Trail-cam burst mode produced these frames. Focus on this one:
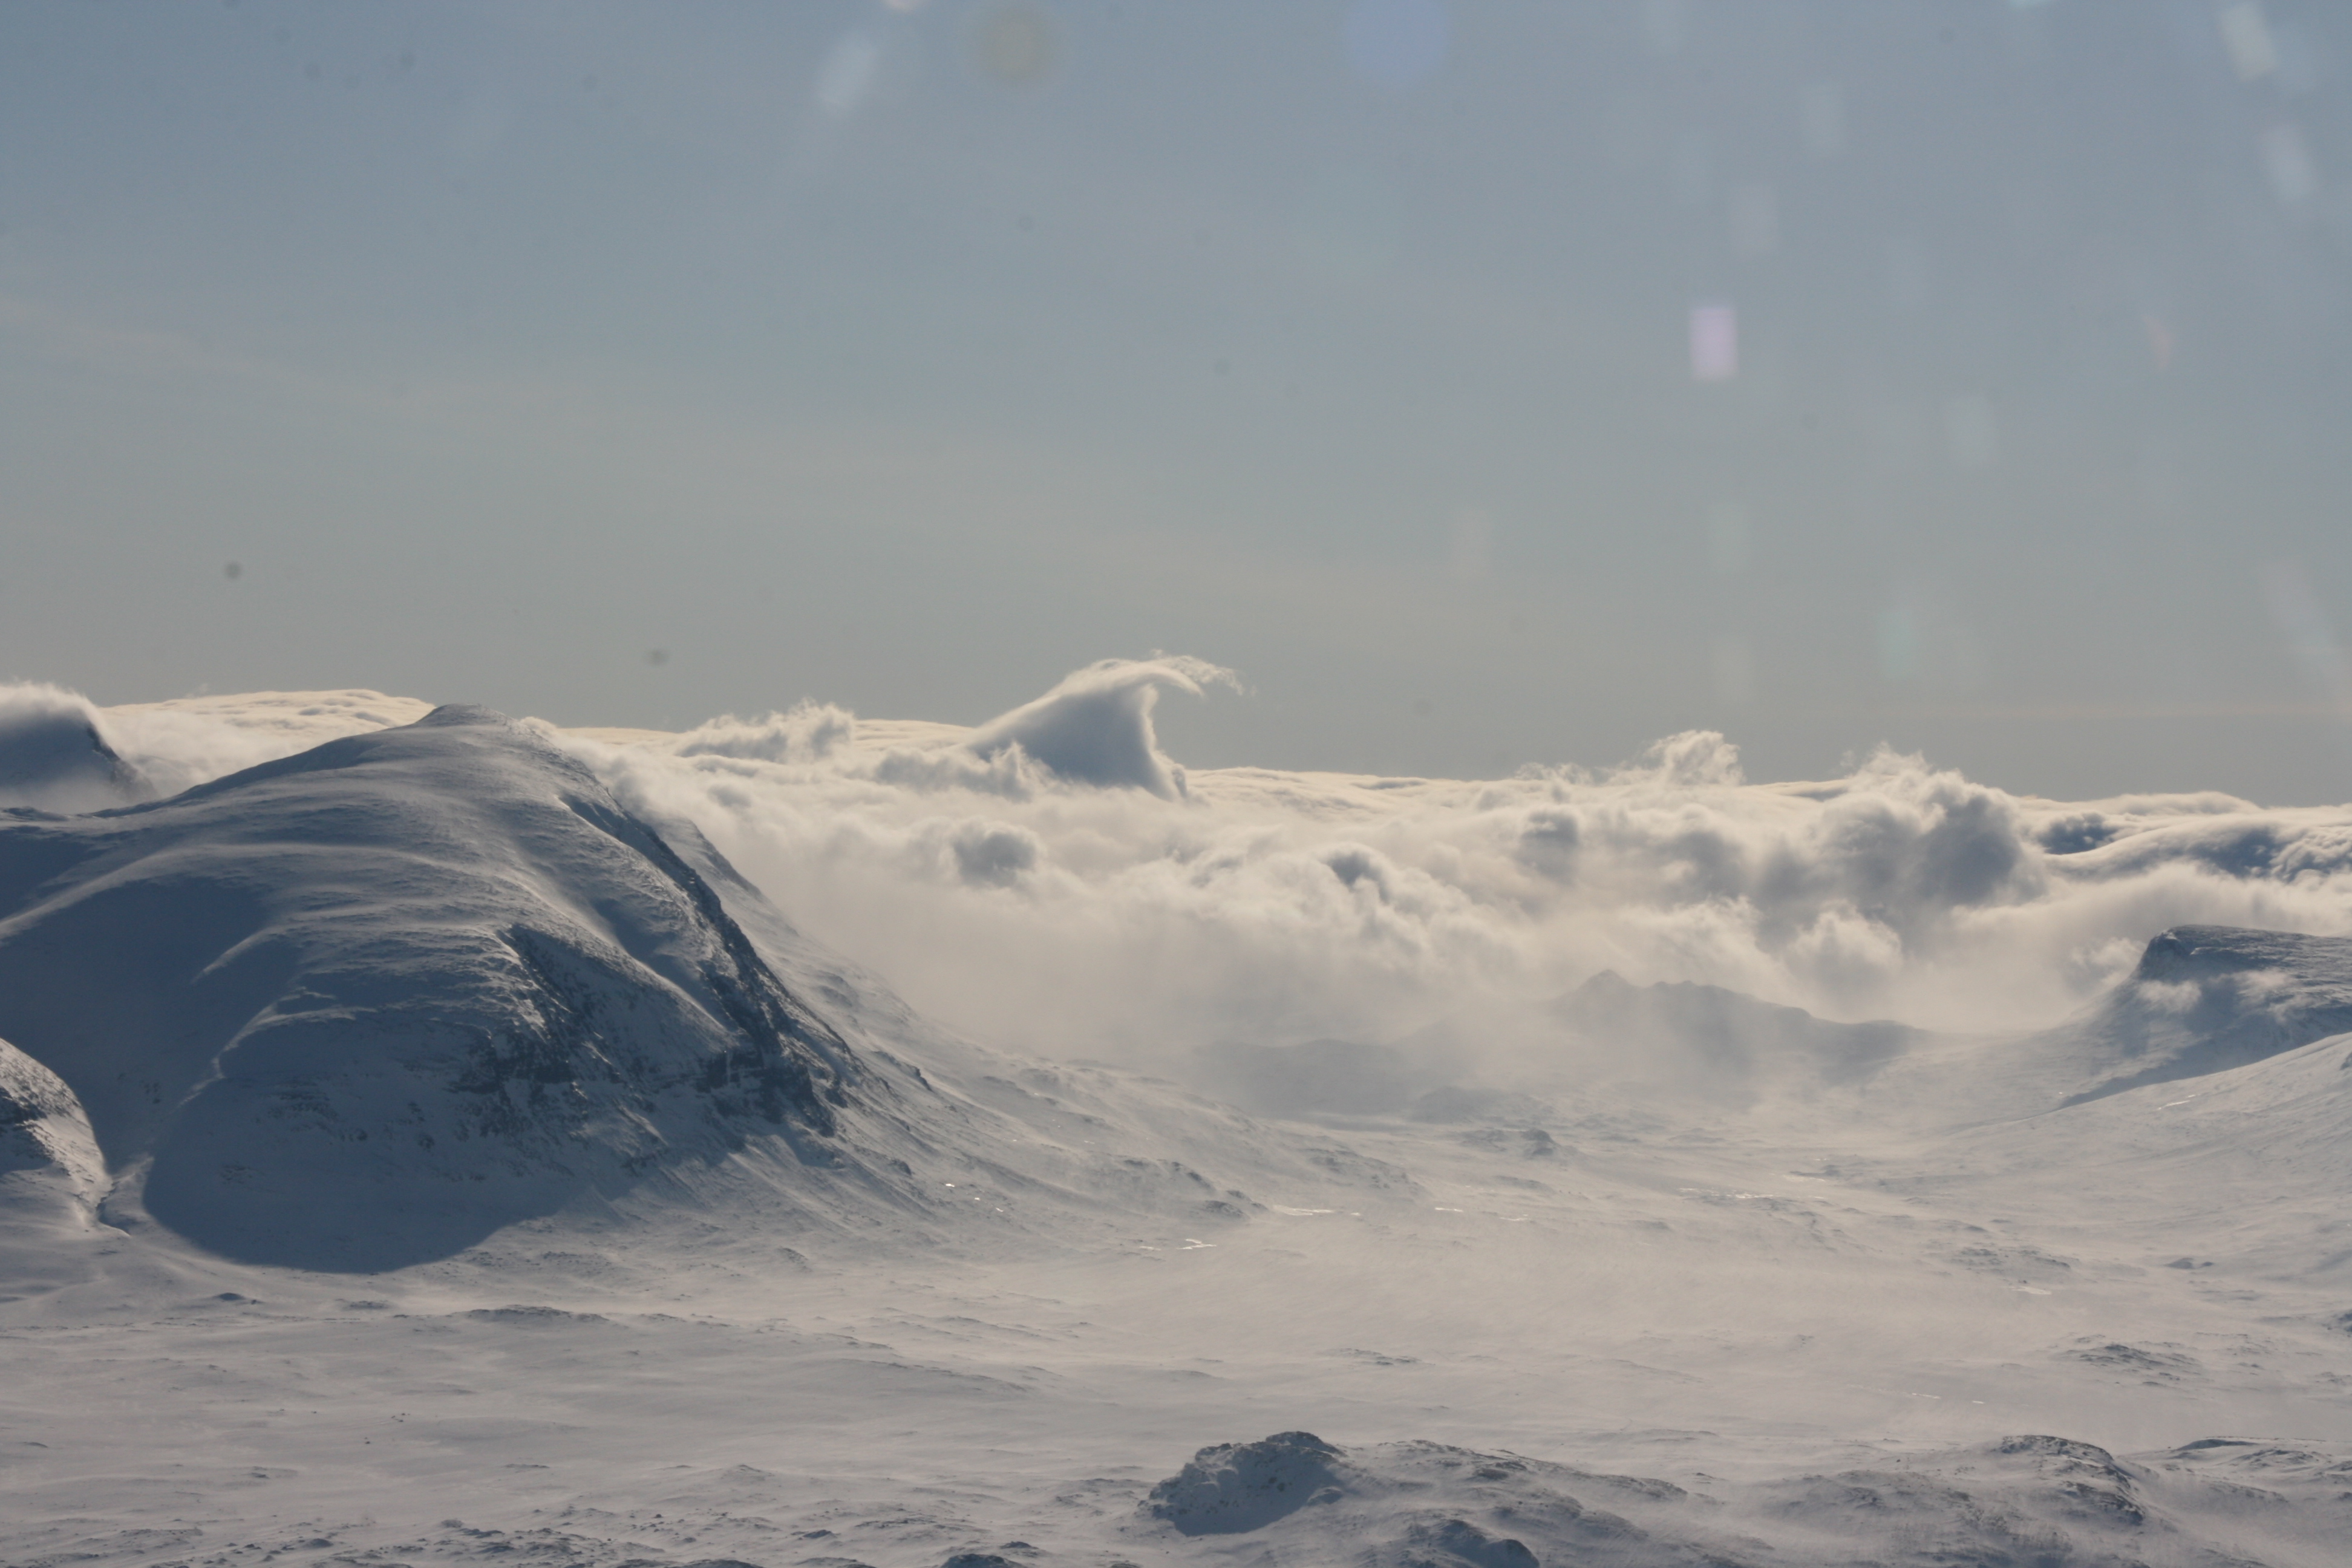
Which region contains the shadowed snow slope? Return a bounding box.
[2053,925,2352,1104]
[0,684,151,813]
[0,706,879,1269]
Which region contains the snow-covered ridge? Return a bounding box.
[2060,924,2352,1102]
[0,705,875,1269]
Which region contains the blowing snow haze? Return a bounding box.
[8,2,2352,1565]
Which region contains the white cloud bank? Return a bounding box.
[10,662,2351,1071]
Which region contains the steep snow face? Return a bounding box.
[0,707,867,1269]
[0,1035,107,1299]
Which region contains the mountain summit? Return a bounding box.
[0,706,870,1268]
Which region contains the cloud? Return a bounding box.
[945,819,1044,888]
[567,688,2352,1067]
[91,691,435,799]
[36,662,2352,1086]
[675,702,856,765]
[965,655,1241,799]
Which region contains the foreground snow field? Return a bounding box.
[2,678,2348,1567]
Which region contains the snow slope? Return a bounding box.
[0,705,883,1269]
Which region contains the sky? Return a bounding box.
[4,0,2352,802]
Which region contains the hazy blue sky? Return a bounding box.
[5,0,2351,800]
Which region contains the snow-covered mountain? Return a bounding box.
[0,705,888,1268]
[2051,924,2352,1104]
[0,705,1419,1273]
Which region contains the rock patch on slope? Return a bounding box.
[1145,1431,1354,1534]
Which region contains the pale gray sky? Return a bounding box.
[5,0,2351,800]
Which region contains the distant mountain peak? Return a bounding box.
[1555,971,1920,1091]
[2132,924,2352,984]
[2057,924,2352,1105]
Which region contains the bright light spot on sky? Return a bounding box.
[2218,2,2281,83]
[815,31,883,118]
[1690,304,1738,382]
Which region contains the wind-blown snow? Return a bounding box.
[0,682,149,811]
[41,662,2352,1074]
